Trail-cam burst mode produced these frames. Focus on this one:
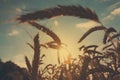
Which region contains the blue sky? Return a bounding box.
[0,0,120,67]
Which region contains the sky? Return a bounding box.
[0,0,120,67]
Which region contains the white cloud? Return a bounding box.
[102,15,114,21]
[14,8,22,14]
[111,8,120,15]
[53,20,59,26]
[15,8,22,13]
[76,20,101,29]
[14,4,26,14]
[109,2,120,10]
[103,7,120,21]
[11,7,24,15]
[8,29,19,36]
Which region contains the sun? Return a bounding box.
[57,45,75,64]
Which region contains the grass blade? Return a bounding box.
[108,33,120,42]
[25,56,32,74]
[28,21,61,46]
[103,27,116,44]
[78,26,106,43]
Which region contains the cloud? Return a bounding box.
[13,8,22,14]
[8,29,19,36]
[53,20,59,26]
[109,2,120,10]
[13,4,26,14]
[76,20,101,29]
[103,7,120,21]
[15,8,22,13]
[111,8,120,15]
[2,4,26,24]
[102,15,114,21]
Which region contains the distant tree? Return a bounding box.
[0,60,29,80]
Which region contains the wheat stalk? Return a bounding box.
[31,33,40,80]
[78,26,106,43]
[17,5,100,23]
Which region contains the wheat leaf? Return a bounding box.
[105,52,115,58]
[40,44,48,49]
[42,64,53,74]
[84,50,102,55]
[41,54,45,59]
[17,5,100,23]
[79,45,85,51]
[28,21,61,46]
[46,41,60,49]
[57,51,60,64]
[103,27,116,44]
[108,33,120,42]
[83,45,98,51]
[27,43,34,49]
[78,26,106,43]
[117,41,120,51]
[103,43,113,50]
[25,56,32,74]
[93,56,104,60]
